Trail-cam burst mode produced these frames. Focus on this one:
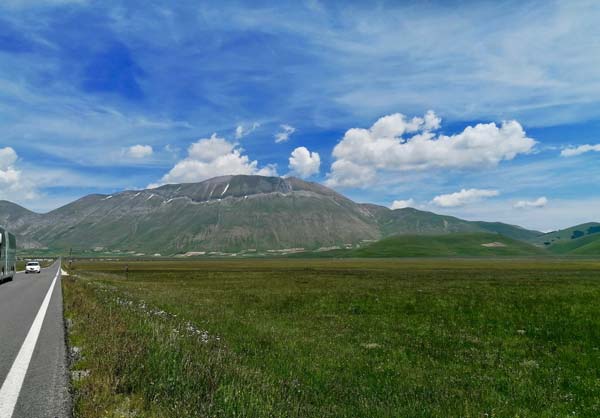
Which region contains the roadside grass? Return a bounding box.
[64,259,600,417]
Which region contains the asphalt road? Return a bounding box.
[0,261,70,418]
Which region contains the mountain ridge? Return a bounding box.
[0,175,547,254]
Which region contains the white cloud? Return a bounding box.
[235,126,244,139]
[514,196,548,209]
[235,122,260,139]
[153,133,277,186]
[0,147,18,169]
[288,147,320,178]
[326,111,536,187]
[432,188,499,208]
[390,198,415,210]
[126,144,153,159]
[0,147,36,200]
[275,124,296,143]
[327,160,377,188]
[561,144,600,157]
[370,110,440,139]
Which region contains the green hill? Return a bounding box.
[570,238,600,255]
[350,233,545,257]
[361,206,541,242]
[544,233,600,255]
[533,223,600,255]
[472,221,541,242]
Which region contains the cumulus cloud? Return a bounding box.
[235,122,260,139]
[561,144,600,157]
[514,197,548,209]
[0,147,35,200]
[126,144,153,159]
[0,147,18,169]
[432,188,499,208]
[390,199,415,210]
[153,134,277,186]
[326,111,535,187]
[327,160,376,188]
[0,148,20,190]
[288,147,320,178]
[275,124,296,143]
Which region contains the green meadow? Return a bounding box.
[348,233,544,257]
[63,259,600,417]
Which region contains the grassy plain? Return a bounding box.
[349,233,544,257]
[63,259,600,417]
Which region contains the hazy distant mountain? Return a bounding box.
[1,175,543,254]
[0,201,44,249]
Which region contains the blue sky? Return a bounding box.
[0,0,599,231]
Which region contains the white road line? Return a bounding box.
[0,268,60,418]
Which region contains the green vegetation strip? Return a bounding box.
[64,259,600,417]
[349,233,545,257]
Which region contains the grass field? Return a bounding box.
[349,233,544,257]
[63,259,600,417]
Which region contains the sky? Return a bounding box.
[0,0,599,231]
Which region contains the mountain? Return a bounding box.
[348,233,545,257]
[532,223,600,254]
[4,176,380,254]
[0,175,543,255]
[360,205,541,241]
[0,201,44,249]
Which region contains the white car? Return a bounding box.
[25,261,41,274]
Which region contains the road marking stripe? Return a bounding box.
[0,268,60,418]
